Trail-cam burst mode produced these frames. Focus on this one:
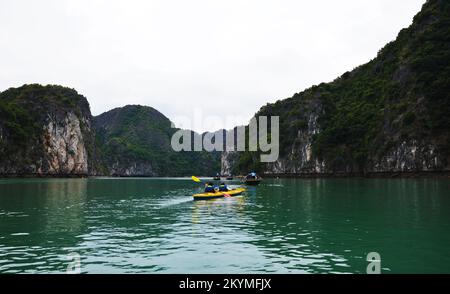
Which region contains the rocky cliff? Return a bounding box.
[0,84,100,176]
[0,87,220,177]
[224,0,450,176]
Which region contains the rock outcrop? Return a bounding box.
[42,112,89,174]
[0,84,99,176]
[223,0,450,176]
[0,87,220,177]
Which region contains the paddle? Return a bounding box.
[191,176,202,183]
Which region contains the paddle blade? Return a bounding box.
[191,176,202,183]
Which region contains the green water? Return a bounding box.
[0,177,449,274]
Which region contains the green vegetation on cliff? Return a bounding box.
[0,84,88,147]
[236,0,450,174]
[0,86,220,176]
[94,105,220,176]
[0,84,100,175]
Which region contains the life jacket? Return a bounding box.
[204,185,215,193]
[219,185,228,192]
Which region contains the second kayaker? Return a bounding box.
[219,182,230,192]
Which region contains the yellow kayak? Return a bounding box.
[193,188,246,201]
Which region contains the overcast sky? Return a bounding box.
[0,0,425,132]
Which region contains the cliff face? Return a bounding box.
[0,84,99,176]
[42,112,89,174]
[94,105,220,177]
[224,0,450,175]
[263,109,327,175]
[221,151,239,175]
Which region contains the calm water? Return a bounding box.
[0,177,449,274]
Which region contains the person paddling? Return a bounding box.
[204,182,215,193]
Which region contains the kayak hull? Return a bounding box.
[193,188,246,201]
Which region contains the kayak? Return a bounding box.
[244,178,262,186]
[193,188,246,201]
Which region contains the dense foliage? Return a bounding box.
[94,105,220,176]
[0,85,220,176]
[0,84,98,173]
[237,0,450,173]
[0,84,88,146]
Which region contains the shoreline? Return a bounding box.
[261,171,450,179]
[1,171,449,179]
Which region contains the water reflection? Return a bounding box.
[44,179,87,236]
[191,196,246,223]
[0,179,89,273]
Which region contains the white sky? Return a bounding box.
[0,0,425,132]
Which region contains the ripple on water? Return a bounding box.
[2,178,446,273]
[0,210,29,218]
